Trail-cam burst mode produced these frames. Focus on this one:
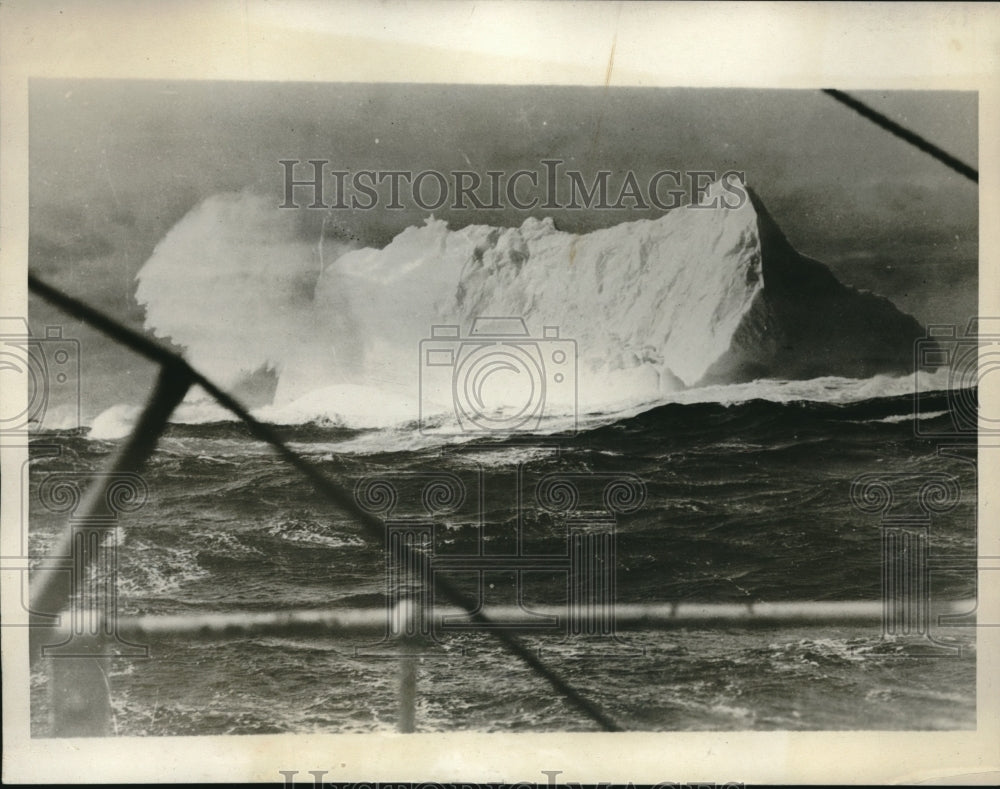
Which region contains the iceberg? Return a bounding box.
[136,177,927,422]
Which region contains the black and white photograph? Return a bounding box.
[2,1,998,785]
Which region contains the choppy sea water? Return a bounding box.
[29,388,977,734]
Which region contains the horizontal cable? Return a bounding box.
[822,89,978,183]
[28,273,623,732]
[52,599,976,641]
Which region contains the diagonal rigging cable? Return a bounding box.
[822,89,978,183]
[27,272,624,732]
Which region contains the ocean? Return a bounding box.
[28,382,977,735]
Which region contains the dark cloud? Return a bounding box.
[29,232,115,269]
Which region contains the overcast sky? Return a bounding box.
[27,81,978,419]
